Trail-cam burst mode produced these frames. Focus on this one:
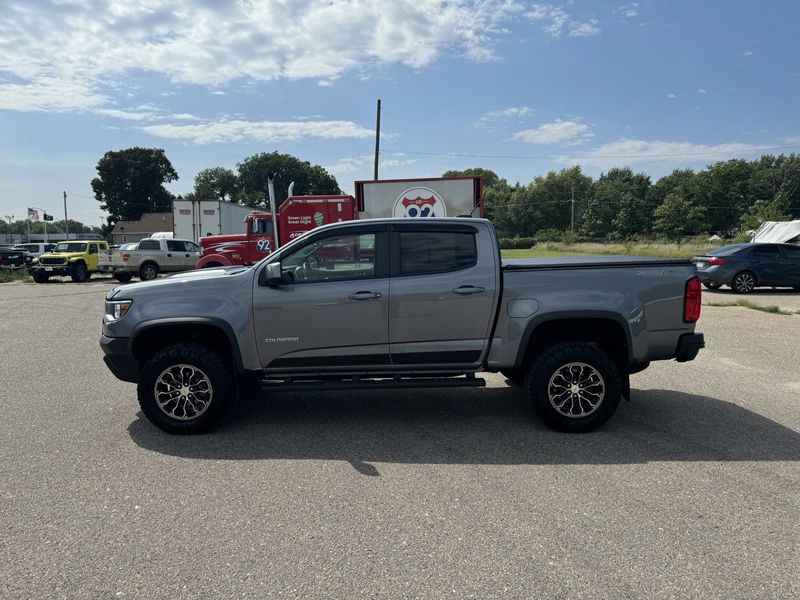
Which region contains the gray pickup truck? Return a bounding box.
[100,218,704,434]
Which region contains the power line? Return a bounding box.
[383,144,800,161]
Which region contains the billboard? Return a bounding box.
[355,177,482,220]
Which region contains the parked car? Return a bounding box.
[31,240,109,283]
[98,237,200,281]
[0,247,32,270]
[100,218,704,435]
[693,243,800,293]
[11,243,55,258]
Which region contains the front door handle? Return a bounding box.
[452,285,485,295]
[167,253,173,257]
[349,291,382,300]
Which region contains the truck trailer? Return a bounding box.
[196,176,483,268]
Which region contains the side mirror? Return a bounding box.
[264,262,282,286]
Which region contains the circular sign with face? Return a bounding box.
[392,186,447,218]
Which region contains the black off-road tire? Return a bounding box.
[732,270,756,294]
[525,342,621,433]
[70,262,88,282]
[114,272,133,283]
[501,370,525,386]
[137,343,234,434]
[139,262,159,281]
[32,270,49,283]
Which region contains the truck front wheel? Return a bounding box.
[137,343,234,434]
[525,342,621,433]
[32,270,49,283]
[70,262,88,282]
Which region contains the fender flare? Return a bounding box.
[196,253,234,268]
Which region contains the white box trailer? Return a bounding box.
[172,199,253,243]
[355,176,483,220]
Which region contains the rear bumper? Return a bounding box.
[675,332,704,362]
[100,335,139,383]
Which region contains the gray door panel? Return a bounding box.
[254,279,390,369]
[389,226,499,366]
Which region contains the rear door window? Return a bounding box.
[138,240,160,250]
[167,240,186,252]
[397,231,477,276]
[749,245,780,257]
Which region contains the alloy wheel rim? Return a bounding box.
[548,362,605,418]
[735,273,754,292]
[154,364,213,420]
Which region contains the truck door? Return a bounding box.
[388,222,499,368]
[254,224,390,371]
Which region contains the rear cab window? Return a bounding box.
[396,230,477,276]
[138,240,160,250]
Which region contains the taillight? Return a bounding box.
[707,257,727,266]
[122,253,130,261]
[684,277,701,322]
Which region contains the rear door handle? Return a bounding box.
[349,291,382,300]
[167,253,173,257]
[452,285,485,295]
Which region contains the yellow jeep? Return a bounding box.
[32,240,109,283]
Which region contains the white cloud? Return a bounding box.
[742,50,754,56]
[95,108,154,121]
[169,113,201,121]
[142,119,374,144]
[527,4,600,37]
[618,3,639,18]
[0,0,526,113]
[513,119,593,144]
[476,106,534,127]
[698,88,707,94]
[556,138,763,169]
[325,154,419,178]
[666,93,677,99]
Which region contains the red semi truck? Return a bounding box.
[196,176,483,268]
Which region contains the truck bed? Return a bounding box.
[502,256,691,271]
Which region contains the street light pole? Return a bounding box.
[63,191,69,240]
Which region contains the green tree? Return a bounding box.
[192,167,238,201]
[689,159,752,235]
[581,167,650,239]
[739,198,791,232]
[442,168,502,190]
[653,191,707,241]
[612,192,646,239]
[235,152,340,208]
[91,148,178,223]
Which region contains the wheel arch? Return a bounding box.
[196,254,233,268]
[130,318,245,375]
[515,312,633,374]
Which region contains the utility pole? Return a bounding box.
[373,99,381,180]
[63,191,69,240]
[570,184,575,233]
[3,215,13,243]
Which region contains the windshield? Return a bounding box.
[53,242,87,253]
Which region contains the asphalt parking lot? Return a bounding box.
[1,278,799,599]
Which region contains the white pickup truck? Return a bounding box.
[98,238,201,281]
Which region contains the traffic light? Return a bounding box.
[43,213,54,221]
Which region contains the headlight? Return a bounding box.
[105,300,132,322]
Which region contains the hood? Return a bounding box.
[109,265,252,298]
[200,233,247,248]
[39,251,83,260]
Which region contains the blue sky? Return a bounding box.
[1,0,799,225]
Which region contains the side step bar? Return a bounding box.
[261,375,486,393]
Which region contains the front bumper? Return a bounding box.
[675,332,705,362]
[33,264,73,276]
[100,335,139,383]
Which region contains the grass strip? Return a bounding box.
[706,299,796,315]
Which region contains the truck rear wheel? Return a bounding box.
[137,343,234,434]
[70,262,88,282]
[525,342,621,433]
[139,262,159,281]
[114,273,133,283]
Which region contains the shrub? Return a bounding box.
[498,237,536,249]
